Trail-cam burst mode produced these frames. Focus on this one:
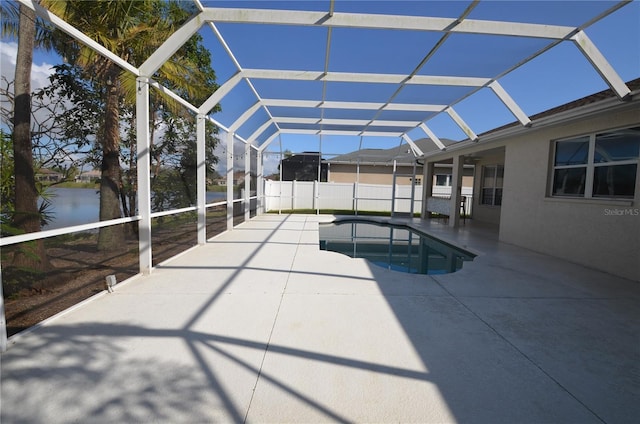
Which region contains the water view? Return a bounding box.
[41,188,226,230]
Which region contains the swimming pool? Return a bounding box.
[319,220,475,275]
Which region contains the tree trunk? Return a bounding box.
[11,5,51,271]
[97,64,125,251]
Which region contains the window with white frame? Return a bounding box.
[435,174,451,186]
[480,165,503,206]
[552,127,639,199]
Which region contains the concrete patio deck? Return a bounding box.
[2,214,639,423]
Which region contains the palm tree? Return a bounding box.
[41,0,218,251]
[2,2,52,271]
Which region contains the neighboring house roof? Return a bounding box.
[78,169,101,176]
[37,168,62,175]
[320,78,640,166]
[327,138,456,166]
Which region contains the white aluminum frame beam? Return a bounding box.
[242,69,489,87]
[489,81,531,126]
[419,124,447,151]
[148,79,199,114]
[451,18,574,39]
[402,134,425,157]
[206,21,284,138]
[446,107,479,142]
[200,8,575,39]
[272,117,422,127]
[261,99,446,112]
[571,30,631,99]
[229,101,263,133]
[279,129,405,137]
[258,132,280,153]
[199,71,243,115]
[18,0,139,76]
[139,12,205,75]
[247,119,275,144]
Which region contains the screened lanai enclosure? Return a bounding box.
[1,0,638,345]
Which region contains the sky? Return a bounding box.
[1,0,639,177]
[199,0,640,160]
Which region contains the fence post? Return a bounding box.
[292,180,296,211]
[353,182,358,215]
[314,180,318,214]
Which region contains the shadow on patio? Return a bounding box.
[2,214,638,423]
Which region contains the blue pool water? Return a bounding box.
[319,220,475,275]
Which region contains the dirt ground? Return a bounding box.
[3,218,231,337]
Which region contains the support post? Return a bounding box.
[355,159,360,215]
[257,151,264,214]
[197,114,206,244]
[1,263,6,351]
[292,179,297,211]
[410,160,417,217]
[226,131,234,231]
[422,161,435,219]
[391,160,397,217]
[245,142,251,221]
[136,77,152,274]
[449,155,464,228]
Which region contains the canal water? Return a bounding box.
[41,188,226,230]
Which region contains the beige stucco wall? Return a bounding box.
[500,106,640,281]
[329,164,416,185]
[330,164,474,187]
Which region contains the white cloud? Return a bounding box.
[1,40,60,133]
[261,153,280,177]
[0,40,18,84]
[31,61,55,91]
[0,40,55,90]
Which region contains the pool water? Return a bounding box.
[319,220,475,275]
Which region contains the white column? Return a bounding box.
[422,161,435,219]
[244,142,250,221]
[449,155,464,228]
[292,179,297,210]
[136,77,152,274]
[355,159,360,215]
[391,160,397,217]
[1,263,6,351]
[226,131,234,231]
[196,114,206,244]
[257,151,264,214]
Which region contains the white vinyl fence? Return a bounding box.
[264,181,473,216]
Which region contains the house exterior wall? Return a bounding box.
[500,106,640,281]
[329,164,416,185]
[328,163,473,187]
[472,151,505,226]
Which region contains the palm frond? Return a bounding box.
[0,2,20,38]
